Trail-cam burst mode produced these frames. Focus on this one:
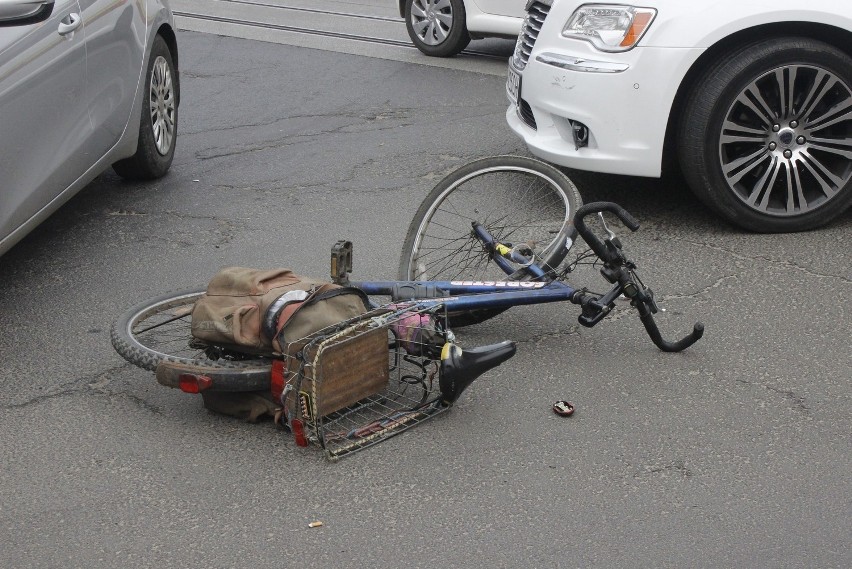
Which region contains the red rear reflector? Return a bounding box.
[178,373,213,393]
[271,359,287,402]
[291,419,308,447]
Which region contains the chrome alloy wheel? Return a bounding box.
[719,64,852,217]
[409,0,454,46]
[149,55,176,156]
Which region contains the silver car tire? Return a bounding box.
[678,37,852,232]
[404,0,470,58]
[113,35,178,180]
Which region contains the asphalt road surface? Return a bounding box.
[1,17,850,569]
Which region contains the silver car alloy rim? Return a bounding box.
[410,0,454,46]
[719,64,852,217]
[150,55,175,156]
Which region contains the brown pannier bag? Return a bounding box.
[190,267,369,352]
[189,267,373,424]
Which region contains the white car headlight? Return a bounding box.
[562,4,657,52]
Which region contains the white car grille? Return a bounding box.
[512,1,551,70]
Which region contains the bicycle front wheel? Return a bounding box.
[111,290,272,390]
[398,155,582,325]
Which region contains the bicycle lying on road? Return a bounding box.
[112,156,704,459]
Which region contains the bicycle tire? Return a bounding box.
[111,290,273,390]
[398,155,582,326]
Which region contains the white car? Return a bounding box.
[400,0,524,57]
[506,0,852,232]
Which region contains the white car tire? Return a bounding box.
[404,0,471,57]
[679,37,852,232]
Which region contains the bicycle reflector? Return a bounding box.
[178,373,213,393]
[290,419,309,447]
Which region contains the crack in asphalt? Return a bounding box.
[194,136,315,161]
[674,237,852,283]
[192,149,447,194]
[659,273,739,302]
[107,209,149,217]
[189,106,502,161]
[183,107,413,138]
[3,364,164,416]
[106,209,241,247]
[191,117,412,160]
[736,377,811,415]
[3,370,98,409]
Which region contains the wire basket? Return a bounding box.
[279,302,450,460]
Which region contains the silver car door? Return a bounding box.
[0,0,90,244]
[77,0,146,157]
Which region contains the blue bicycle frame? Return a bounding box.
[354,279,577,313]
[342,201,704,353]
[352,216,579,312]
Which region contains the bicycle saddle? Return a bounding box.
[439,340,516,404]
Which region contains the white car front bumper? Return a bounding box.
[506,44,702,178]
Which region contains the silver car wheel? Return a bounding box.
[719,64,852,217]
[409,0,454,46]
[150,55,175,156]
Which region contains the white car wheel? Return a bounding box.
[680,38,852,232]
[404,0,471,57]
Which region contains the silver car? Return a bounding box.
[0,0,179,255]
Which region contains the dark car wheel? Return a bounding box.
[113,35,178,180]
[679,37,852,232]
[404,0,470,57]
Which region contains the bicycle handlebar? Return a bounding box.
[573,202,639,263]
[570,201,704,353]
[636,301,705,352]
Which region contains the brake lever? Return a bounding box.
[597,212,626,259]
[573,203,705,351]
[597,212,617,241]
[573,202,639,264]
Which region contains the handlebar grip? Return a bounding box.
[575,202,640,232]
[639,312,705,352]
[573,202,639,262]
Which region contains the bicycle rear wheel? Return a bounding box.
[111,290,272,390]
[398,155,582,325]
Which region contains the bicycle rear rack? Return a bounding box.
[280,302,450,460]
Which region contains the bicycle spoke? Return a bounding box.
[407,162,576,282]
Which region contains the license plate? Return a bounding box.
[506,66,521,105]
